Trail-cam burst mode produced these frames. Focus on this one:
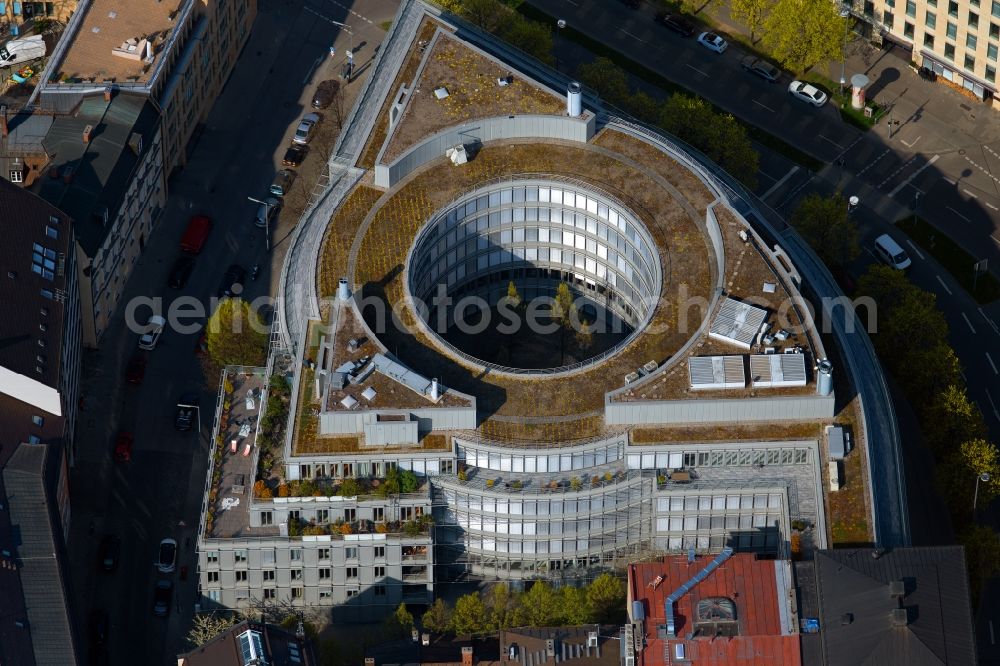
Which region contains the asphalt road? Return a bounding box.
[534,0,1000,277]
[66,0,394,663]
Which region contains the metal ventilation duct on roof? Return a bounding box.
[750,353,807,388]
[372,353,433,396]
[688,356,746,390]
[709,298,768,349]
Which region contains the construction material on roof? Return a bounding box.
[665,547,734,637]
[688,355,746,390]
[371,353,434,397]
[750,353,807,388]
[709,297,768,349]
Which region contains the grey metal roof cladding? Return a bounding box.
[749,353,807,388]
[827,425,846,460]
[38,91,159,257]
[3,443,78,666]
[709,297,767,349]
[813,547,977,666]
[687,355,745,390]
[372,353,434,396]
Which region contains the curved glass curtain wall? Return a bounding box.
[409,180,663,332]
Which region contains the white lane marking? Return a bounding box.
[988,202,999,211]
[986,389,1000,422]
[888,154,939,196]
[963,189,979,199]
[685,63,709,76]
[620,29,645,43]
[943,177,956,184]
[752,99,775,113]
[948,206,972,222]
[761,165,800,201]
[962,312,977,333]
[818,134,842,148]
[936,275,953,294]
[990,620,995,644]
[879,155,919,189]
[905,240,925,260]
[992,234,1000,246]
[900,135,922,148]
[302,55,323,84]
[980,307,1000,335]
[857,148,891,176]
[988,352,999,375]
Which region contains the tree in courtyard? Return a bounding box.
[503,280,522,310]
[762,0,847,72]
[559,585,591,625]
[575,320,593,353]
[586,573,626,623]
[422,598,453,634]
[730,0,771,42]
[451,592,488,635]
[383,603,415,640]
[552,282,579,365]
[789,193,860,268]
[205,298,268,369]
[517,581,563,627]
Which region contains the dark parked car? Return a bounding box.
[99,535,121,571]
[281,144,307,167]
[125,353,146,384]
[113,432,133,463]
[217,264,247,298]
[152,579,172,617]
[175,393,200,431]
[655,12,695,36]
[89,609,110,646]
[167,255,195,289]
[740,56,781,82]
[312,79,341,109]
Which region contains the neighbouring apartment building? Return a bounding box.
[0,0,77,36]
[34,0,256,177]
[38,90,163,347]
[0,177,82,665]
[863,0,1000,105]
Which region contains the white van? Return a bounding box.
[0,35,46,68]
[874,234,912,270]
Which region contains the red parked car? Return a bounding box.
[114,432,133,462]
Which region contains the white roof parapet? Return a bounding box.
[0,366,62,416]
[750,353,807,388]
[688,355,746,390]
[709,297,768,349]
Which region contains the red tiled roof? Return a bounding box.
[629,554,801,666]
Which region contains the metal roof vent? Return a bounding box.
[889,580,905,599]
[891,608,908,627]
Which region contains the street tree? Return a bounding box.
[383,603,415,639]
[789,193,859,268]
[186,612,240,647]
[586,573,626,624]
[485,583,519,630]
[730,0,770,42]
[205,298,268,369]
[762,0,847,72]
[922,384,987,456]
[959,524,1000,602]
[577,57,630,107]
[422,598,453,634]
[500,16,554,65]
[451,593,488,634]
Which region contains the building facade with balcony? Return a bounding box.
[0,0,77,36]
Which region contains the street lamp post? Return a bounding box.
[840,8,851,93]
[973,471,991,513]
[556,19,566,72]
[247,196,273,251]
[848,195,860,215]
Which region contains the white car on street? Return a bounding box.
[292,113,320,144]
[788,80,828,107]
[138,315,166,351]
[156,538,177,573]
[696,32,728,54]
